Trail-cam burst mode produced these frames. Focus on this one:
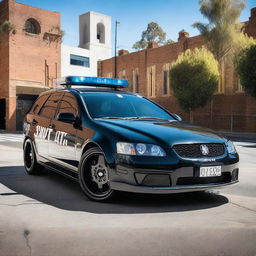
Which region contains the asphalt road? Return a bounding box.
[0,134,255,256]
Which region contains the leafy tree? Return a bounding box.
[193,0,245,61]
[133,22,173,50]
[165,39,175,45]
[0,20,15,35]
[170,48,219,122]
[236,44,256,98]
[133,40,148,50]
[233,33,256,67]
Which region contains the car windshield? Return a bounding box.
[82,92,175,121]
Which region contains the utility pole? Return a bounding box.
[114,20,120,78]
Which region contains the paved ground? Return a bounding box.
[0,134,255,256]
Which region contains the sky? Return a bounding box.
[15,0,256,54]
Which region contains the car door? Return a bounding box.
[48,92,78,170]
[34,92,63,158]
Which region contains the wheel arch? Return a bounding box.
[82,141,102,155]
[81,139,115,166]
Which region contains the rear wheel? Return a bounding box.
[78,147,115,202]
[23,139,44,175]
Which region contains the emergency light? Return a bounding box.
[61,76,129,88]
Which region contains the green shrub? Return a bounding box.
[170,47,219,113]
[0,20,15,34]
[236,44,256,98]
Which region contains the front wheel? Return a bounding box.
[78,147,115,202]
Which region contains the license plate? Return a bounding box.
[199,166,222,177]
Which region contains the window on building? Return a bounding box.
[147,65,156,97]
[25,18,41,34]
[97,23,105,44]
[70,54,90,67]
[106,73,113,78]
[162,63,171,96]
[235,78,244,93]
[237,80,243,92]
[163,70,168,95]
[118,70,126,79]
[132,68,139,93]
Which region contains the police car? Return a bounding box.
[23,76,239,202]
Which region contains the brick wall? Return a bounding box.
[9,0,61,87]
[0,0,61,131]
[0,0,10,99]
[244,8,256,38]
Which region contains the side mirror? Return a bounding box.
[172,113,182,121]
[57,112,76,123]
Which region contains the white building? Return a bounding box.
[61,11,112,77]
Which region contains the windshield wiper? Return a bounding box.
[124,117,171,121]
[96,116,172,121]
[96,116,126,120]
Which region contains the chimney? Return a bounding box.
[250,7,256,19]
[147,41,158,49]
[118,49,129,56]
[178,30,190,42]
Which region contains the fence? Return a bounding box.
[191,114,256,133]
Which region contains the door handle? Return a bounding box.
[32,119,38,126]
[49,124,55,129]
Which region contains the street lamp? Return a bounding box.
[114,20,120,78]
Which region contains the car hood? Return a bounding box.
[96,119,226,147]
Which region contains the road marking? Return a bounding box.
[0,139,22,142]
[0,134,24,142]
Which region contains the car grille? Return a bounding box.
[172,143,225,158]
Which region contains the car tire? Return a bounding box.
[78,147,116,202]
[23,138,44,175]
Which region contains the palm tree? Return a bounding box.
[193,0,245,61]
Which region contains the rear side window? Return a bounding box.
[56,93,78,117]
[31,94,49,115]
[39,92,63,119]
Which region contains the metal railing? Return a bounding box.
[191,114,256,133]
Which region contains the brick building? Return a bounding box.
[99,8,256,133]
[0,0,61,131]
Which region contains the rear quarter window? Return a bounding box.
[31,94,50,115]
[39,92,63,119]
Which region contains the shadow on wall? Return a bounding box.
[0,165,228,214]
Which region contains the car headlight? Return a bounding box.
[226,140,237,154]
[116,142,166,157]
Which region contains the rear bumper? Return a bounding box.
[109,163,239,194]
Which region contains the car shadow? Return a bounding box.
[0,166,229,214]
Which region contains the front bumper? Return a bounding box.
[110,180,238,194]
[109,163,239,194]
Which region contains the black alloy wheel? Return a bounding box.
[78,147,115,202]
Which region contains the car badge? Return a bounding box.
[200,144,209,155]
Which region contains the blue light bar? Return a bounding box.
[64,76,129,88]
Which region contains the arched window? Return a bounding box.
[97,23,105,44]
[25,18,41,34]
